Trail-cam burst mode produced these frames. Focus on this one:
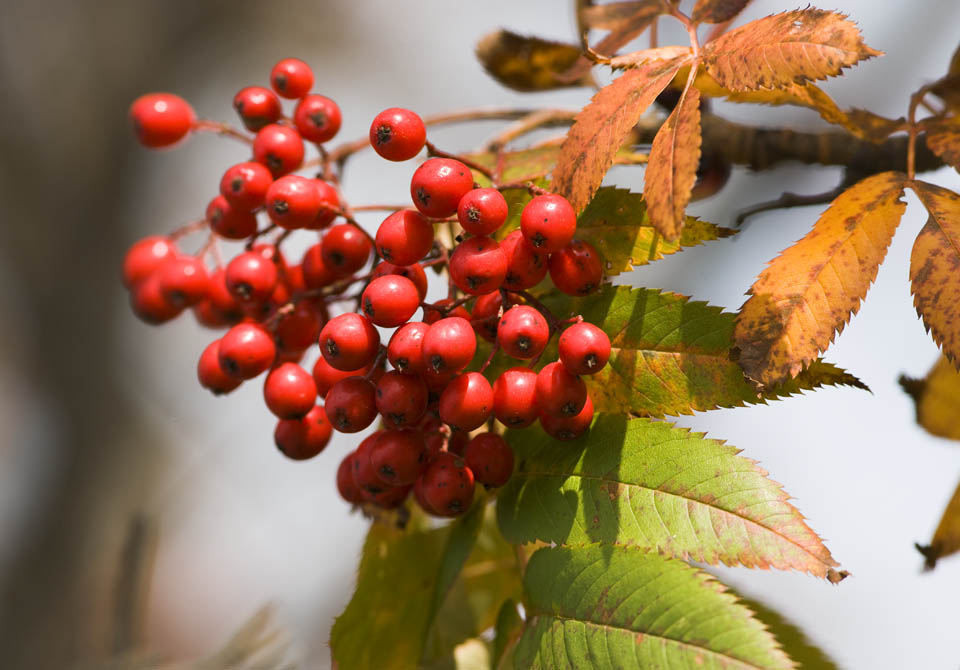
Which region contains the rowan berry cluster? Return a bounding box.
[124,57,610,518]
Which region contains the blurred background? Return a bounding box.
[2,0,960,668]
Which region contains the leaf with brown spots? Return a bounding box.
[899,355,960,441]
[925,119,960,172]
[553,55,689,212]
[703,9,882,91]
[917,479,960,571]
[735,171,907,388]
[645,85,702,240]
[693,0,753,25]
[911,182,960,365]
[475,30,593,92]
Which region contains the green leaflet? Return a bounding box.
[515,545,794,669]
[497,415,844,579]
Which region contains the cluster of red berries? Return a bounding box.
[124,57,610,518]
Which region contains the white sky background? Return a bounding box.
[111,1,960,667]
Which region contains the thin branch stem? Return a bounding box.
[425,140,495,180]
[192,120,253,145]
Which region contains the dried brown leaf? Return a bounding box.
[703,9,882,91]
[693,0,752,25]
[917,479,960,570]
[554,56,688,212]
[475,30,593,92]
[580,0,661,30]
[645,85,702,240]
[735,172,907,387]
[925,119,960,172]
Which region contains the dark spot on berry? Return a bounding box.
[558,429,575,440]
[325,338,339,358]
[379,246,393,261]
[416,187,430,207]
[231,177,243,193]
[235,282,252,300]
[395,357,409,371]
[329,251,345,267]
[310,110,328,128]
[430,354,445,372]
[466,205,480,222]
[272,200,289,215]
[517,336,530,352]
[273,74,288,93]
[376,124,392,146]
[560,402,578,416]
[222,357,239,376]
[447,499,463,513]
[266,155,283,174]
[531,232,546,247]
[584,353,598,370]
[467,275,482,289]
[378,464,396,478]
[387,412,406,425]
[363,297,375,318]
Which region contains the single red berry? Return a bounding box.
[423,298,471,324]
[414,473,440,515]
[220,161,273,211]
[205,268,244,320]
[193,299,233,329]
[206,195,258,239]
[520,194,577,253]
[535,361,587,417]
[265,175,322,229]
[225,250,278,302]
[253,123,305,176]
[548,239,603,296]
[351,432,388,494]
[218,323,276,379]
[369,107,426,161]
[449,236,507,295]
[197,339,242,395]
[457,188,508,236]
[371,262,428,301]
[157,255,209,308]
[422,367,457,393]
[263,362,317,419]
[322,223,372,276]
[361,275,421,327]
[376,371,428,428]
[492,367,539,428]
[275,302,321,352]
[129,272,183,324]
[275,405,333,459]
[318,313,380,371]
[421,317,476,373]
[420,452,475,517]
[470,291,504,343]
[310,179,341,229]
[410,158,474,218]
[540,393,594,441]
[129,93,195,148]
[233,86,282,131]
[500,229,548,290]
[301,243,337,289]
[371,429,427,485]
[375,209,434,265]
[447,429,470,457]
[337,452,366,504]
[439,372,493,430]
[464,433,514,488]
[558,322,611,375]
[293,94,342,142]
[285,263,307,294]
[312,355,374,395]
[387,322,429,375]
[326,376,378,433]
[270,57,314,99]
[123,236,177,288]
[497,305,549,360]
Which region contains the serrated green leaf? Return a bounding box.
[576,187,736,275]
[497,415,844,579]
[515,545,795,669]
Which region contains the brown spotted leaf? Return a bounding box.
[735,172,907,387]
[693,0,753,25]
[554,56,689,212]
[645,85,702,240]
[899,355,960,441]
[911,182,960,365]
[475,30,593,91]
[917,479,960,570]
[703,9,882,91]
[925,119,960,172]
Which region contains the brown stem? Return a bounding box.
[481,109,578,152]
[245,223,277,250]
[425,140,495,180]
[169,219,208,240]
[191,119,253,145]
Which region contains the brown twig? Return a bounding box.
[192,119,254,145]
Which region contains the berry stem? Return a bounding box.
[509,289,563,333]
[169,219,209,240]
[495,180,551,195]
[479,341,500,373]
[424,140,495,181]
[191,119,254,145]
[245,224,277,250]
[481,109,579,152]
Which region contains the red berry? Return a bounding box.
[123,236,177,288]
[548,239,603,296]
[206,268,245,320]
[206,195,258,239]
[449,236,507,295]
[220,161,273,211]
[464,433,514,488]
[302,243,337,289]
[457,188,508,236]
[193,299,232,329]
[129,93,194,148]
[414,474,440,514]
[197,339,242,395]
[420,452,475,517]
[129,272,183,324]
[421,317,476,373]
[371,429,427,485]
[312,355,374,395]
[410,158,474,218]
[422,367,457,393]
[322,223,372,276]
[310,179,341,229]
[492,367,539,428]
[264,362,317,419]
[497,305,549,360]
[501,229,548,290]
[375,210,434,265]
[423,298,471,324]
[376,371,428,428]
[447,429,470,457]
[520,194,577,253]
[337,452,366,504]
[233,86,282,131]
[370,108,426,161]
[275,302,322,352]
[439,372,493,430]
[225,250,278,302]
[535,361,587,417]
[294,94,342,143]
[253,124,304,176]
[371,262,428,301]
[387,322,429,375]
[218,323,276,379]
[157,255,209,308]
[361,275,421,327]
[270,57,314,99]
[540,393,594,441]
[470,291,504,343]
[326,376,378,433]
[264,175,321,229]
[352,433,389,495]
[318,313,380,371]
[275,405,333,459]
[558,322,610,375]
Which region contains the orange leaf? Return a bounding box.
[553,56,688,213]
[644,86,702,240]
[734,172,907,387]
[911,182,960,365]
[703,9,881,91]
[925,120,960,172]
[917,478,960,570]
[604,46,692,70]
[693,0,752,25]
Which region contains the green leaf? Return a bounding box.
[493,599,524,670]
[515,544,794,669]
[576,187,736,275]
[498,415,845,580]
[740,596,839,669]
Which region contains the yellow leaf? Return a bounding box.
[925,119,960,172]
[917,479,960,570]
[475,30,593,92]
[911,182,960,365]
[703,9,882,91]
[734,172,907,387]
[645,85,702,240]
[900,355,960,441]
